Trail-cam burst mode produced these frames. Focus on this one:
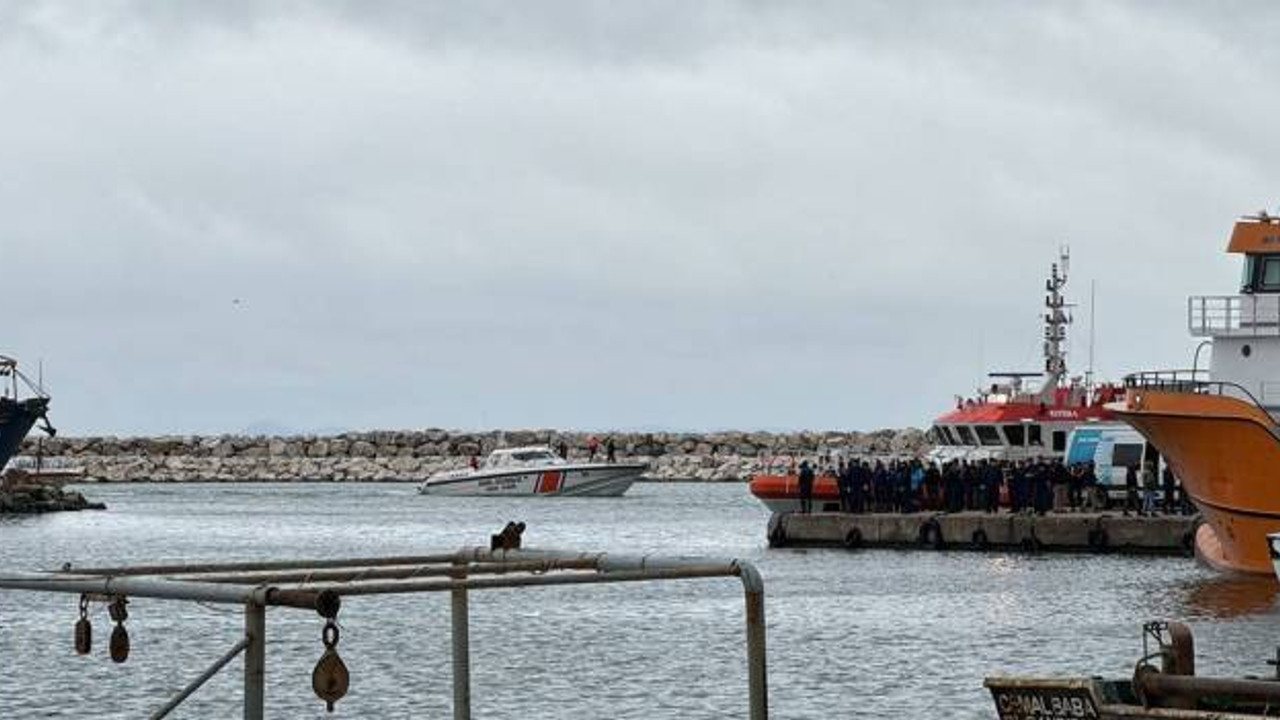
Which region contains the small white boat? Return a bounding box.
[418,446,646,497]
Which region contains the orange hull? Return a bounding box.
[1116,390,1280,575]
[749,474,841,512]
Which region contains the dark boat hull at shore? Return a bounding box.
[0,396,48,472]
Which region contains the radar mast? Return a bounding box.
[1041,246,1072,399]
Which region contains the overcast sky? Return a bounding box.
[2,1,1276,436]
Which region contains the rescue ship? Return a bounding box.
[928,249,1120,465]
[750,250,1120,512]
[1114,210,1280,575]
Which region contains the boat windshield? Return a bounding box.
[511,450,557,463]
[484,449,563,469]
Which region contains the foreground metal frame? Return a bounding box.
[0,547,767,719]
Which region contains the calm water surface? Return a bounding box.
[1,482,1278,719]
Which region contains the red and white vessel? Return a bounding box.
[418,446,646,497]
[750,250,1120,513]
[927,249,1120,464]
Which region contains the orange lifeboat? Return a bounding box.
[748,474,841,513]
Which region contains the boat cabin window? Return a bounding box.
[942,426,960,445]
[1113,443,1143,469]
[1003,424,1025,447]
[955,426,976,446]
[1052,430,1067,453]
[1027,424,1043,446]
[975,425,1002,446]
[1242,254,1280,293]
[929,426,950,446]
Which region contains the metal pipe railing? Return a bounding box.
[1123,371,1268,410]
[0,546,768,719]
[149,636,250,720]
[244,604,265,720]
[0,572,309,607]
[65,552,465,577]
[174,558,601,585]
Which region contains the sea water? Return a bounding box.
[1,483,1276,719]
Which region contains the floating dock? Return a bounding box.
[769,511,1200,556]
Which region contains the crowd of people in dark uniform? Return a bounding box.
[794,456,1195,516]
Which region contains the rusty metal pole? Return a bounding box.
[244,603,265,720]
[451,574,471,720]
[739,562,768,720]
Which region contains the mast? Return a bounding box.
[1087,279,1096,394]
[1040,246,1071,401]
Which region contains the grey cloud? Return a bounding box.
[0,1,1274,434]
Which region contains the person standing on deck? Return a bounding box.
[910,461,925,514]
[1162,465,1177,515]
[984,461,1001,513]
[1009,461,1026,513]
[1084,461,1103,511]
[1068,463,1083,510]
[1032,461,1051,515]
[924,463,942,511]
[1124,464,1140,517]
[1141,460,1158,516]
[798,460,815,514]
[859,460,873,513]
[587,436,600,462]
[605,436,617,463]
[837,459,855,513]
[1051,461,1069,512]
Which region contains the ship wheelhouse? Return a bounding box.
[1187,213,1280,415]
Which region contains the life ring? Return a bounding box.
[844,527,863,550]
[1087,527,1109,552]
[919,519,945,550]
[971,528,989,551]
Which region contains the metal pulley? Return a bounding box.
[108,596,129,664]
[312,618,349,712]
[74,595,92,655]
[109,624,130,663]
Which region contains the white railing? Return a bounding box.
[1188,295,1280,337]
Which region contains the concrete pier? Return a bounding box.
[768,511,1200,556]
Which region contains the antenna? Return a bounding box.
[1087,280,1096,393]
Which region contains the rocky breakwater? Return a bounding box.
[0,469,106,513]
[20,428,929,483]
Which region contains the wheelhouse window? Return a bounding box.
[942,426,960,445]
[1027,424,1043,446]
[1052,430,1067,453]
[1264,257,1280,291]
[956,425,977,446]
[975,425,1002,446]
[930,426,951,446]
[1242,254,1280,293]
[1003,424,1025,447]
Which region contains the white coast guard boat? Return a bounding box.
[418,446,646,497]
